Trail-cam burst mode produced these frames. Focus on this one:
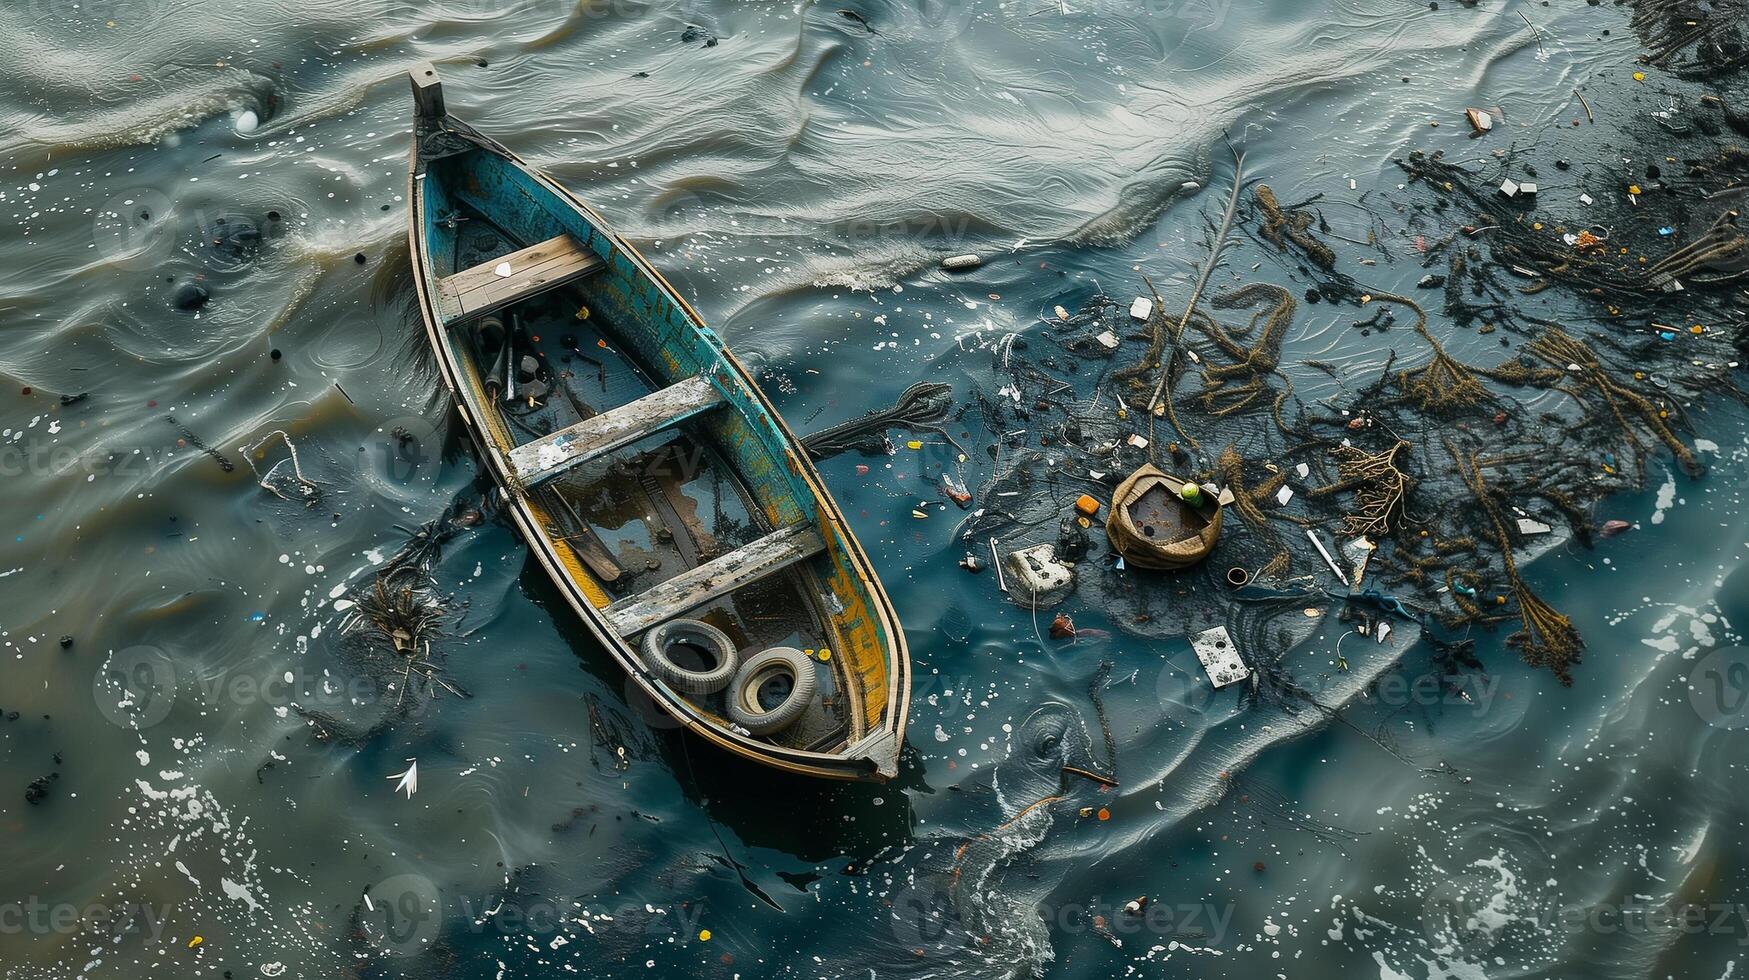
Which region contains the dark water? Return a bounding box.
[3,2,1749,978]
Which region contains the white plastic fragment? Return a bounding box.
[1191,626,1250,687]
[1344,535,1376,587]
[1130,296,1154,321]
[387,759,419,798]
[1516,517,1553,536]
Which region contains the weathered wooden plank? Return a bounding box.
[604,524,826,636]
[436,233,604,323]
[442,234,589,296]
[639,466,702,567]
[508,375,723,487]
[449,245,578,303]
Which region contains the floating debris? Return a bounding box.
[1191,625,1250,687]
[1105,465,1222,570]
[242,428,321,504]
[1004,543,1075,608]
[387,759,419,799]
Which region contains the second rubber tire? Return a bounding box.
[727,647,817,736]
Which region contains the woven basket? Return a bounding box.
[1104,464,1222,571]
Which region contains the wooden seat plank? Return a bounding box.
[436,233,604,323]
[444,235,581,296]
[603,524,827,636]
[507,375,722,487]
[451,251,588,315]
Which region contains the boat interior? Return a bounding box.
[416,147,897,763]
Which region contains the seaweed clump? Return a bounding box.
[297,497,483,743]
[1256,184,1336,270]
[1449,443,1583,684]
[1631,0,1749,80]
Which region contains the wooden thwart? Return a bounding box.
[604,524,826,636]
[436,233,604,323]
[508,375,723,486]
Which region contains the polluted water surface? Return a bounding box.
[2,2,1749,979]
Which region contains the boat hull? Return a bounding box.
[404,65,908,781]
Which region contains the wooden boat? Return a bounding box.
[404,65,908,781]
[1104,464,1222,570]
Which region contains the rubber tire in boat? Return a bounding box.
[641,619,740,697]
[727,647,817,737]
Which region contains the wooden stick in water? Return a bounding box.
[1519,10,1543,50]
[1146,145,1247,413]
